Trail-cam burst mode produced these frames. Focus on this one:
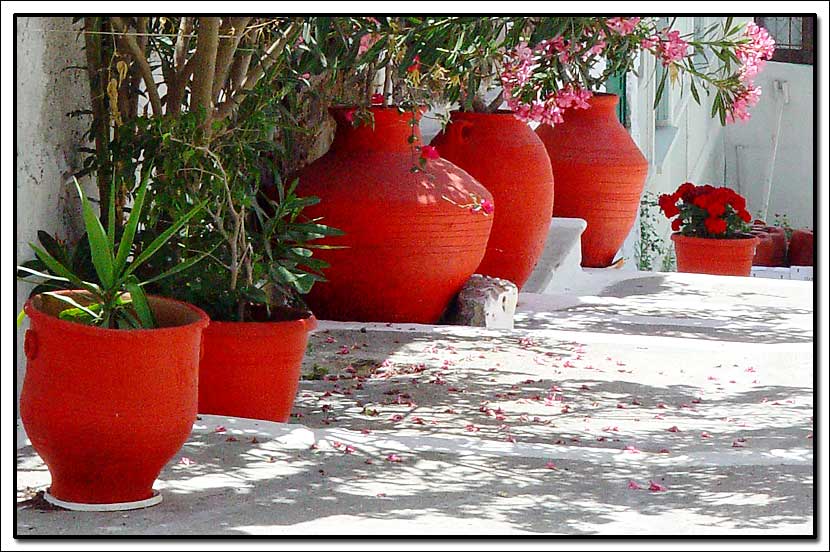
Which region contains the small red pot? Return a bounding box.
[672,233,759,276]
[198,309,317,422]
[20,292,209,508]
[751,225,788,267]
[788,229,813,266]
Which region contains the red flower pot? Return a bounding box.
[430,111,554,288]
[198,309,317,423]
[672,233,759,276]
[20,292,209,509]
[788,229,813,266]
[751,224,788,267]
[536,93,648,268]
[295,107,493,323]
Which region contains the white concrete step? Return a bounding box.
[523,217,587,294]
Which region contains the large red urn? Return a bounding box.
[295,107,494,323]
[536,93,648,268]
[431,111,555,288]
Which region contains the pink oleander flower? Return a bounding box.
[726,84,762,123]
[641,35,659,50]
[554,84,593,110]
[420,145,440,160]
[480,199,495,215]
[606,17,641,35]
[358,32,381,56]
[736,22,776,83]
[656,29,689,66]
[535,36,571,63]
[587,39,607,56]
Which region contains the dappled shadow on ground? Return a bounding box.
[16,323,813,535]
[16,428,813,535]
[514,274,813,344]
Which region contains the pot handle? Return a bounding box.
[24,329,38,361]
[449,119,474,144]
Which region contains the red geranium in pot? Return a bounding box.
[659,183,758,276]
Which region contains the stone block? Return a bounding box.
[443,274,518,329]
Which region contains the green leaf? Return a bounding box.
[58,302,103,325]
[44,292,102,323]
[124,199,207,278]
[16,264,71,284]
[17,309,25,327]
[37,231,69,266]
[29,243,99,296]
[114,169,151,275]
[140,243,220,286]
[107,173,116,251]
[75,178,115,288]
[125,278,155,328]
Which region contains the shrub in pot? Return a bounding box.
[658,182,758,276]
[92,19,351,423]
[17,174,209,510]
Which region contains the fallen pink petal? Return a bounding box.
[648,480,668,492]
[628,480,642,490]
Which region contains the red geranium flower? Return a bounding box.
[658,194,679,218]
[371,93,384,105]
[706,200,726,218]
[704,216,728,235]
[671,217,682,232]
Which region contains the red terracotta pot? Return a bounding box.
[198,309,317,423]
[536,93,648,268]
[430,111,554,289]
[20,292,209,509]
[788,229,813,266]
[295,107,493,323]
[751,224,788,267]
[672,233,759,276]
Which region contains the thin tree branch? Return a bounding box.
[110,17,163,116]
[213,19,302,121]
[212,17,252,101]
[174,17,193,71]
[190,17,221,121]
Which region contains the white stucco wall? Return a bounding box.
[620,16,813,268]
[15,17,93,399]
[724,61,814,230]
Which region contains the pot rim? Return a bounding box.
[328,105,427,114]
[24,290,210,336]
[671,232,759,243]
[205,313,318,336]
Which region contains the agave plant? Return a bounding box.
[18,171,207,329]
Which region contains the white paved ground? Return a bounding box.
[16,270,814,536]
